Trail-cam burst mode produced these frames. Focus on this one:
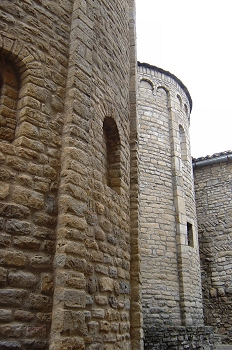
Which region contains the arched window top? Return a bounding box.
[156,86,169,97]
[103,116,121,194]
[139,78,154,99]
[0,57,20,142]
[140,78,154,91]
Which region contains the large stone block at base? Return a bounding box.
[144,326,215,350]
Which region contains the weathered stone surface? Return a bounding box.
[0,289,27,307]
[194,157,232,342]
[0,203,29,218]
[0,309,13,322]
[0,267,7,284]
[59,337,85,350]
[6,219,31,235]
[0,341,21,349]
[41,273,53,295]
[99,277,114,292]
[61,290,86,309]
[0,0,136,349]
[12,186,44,209]
[30,254,52,269]
[28,293,51,311]
[13,236,41,250]
[88,276,98,294]
[60,310,87,336]
[33,212,57,227]
[8,271,38,288]
[0,250,27,267]
[0,182,10,199]
[14,310,34,322]
[0,234,11,247]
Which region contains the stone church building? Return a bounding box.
[0,1,231,349]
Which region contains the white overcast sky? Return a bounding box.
[136,0,232,158]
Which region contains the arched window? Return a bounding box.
[0,57,20,142]
[140,79,153,98]
[156,86,168,107]
[103,117,121,194]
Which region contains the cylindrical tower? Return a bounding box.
[137,62,204,332]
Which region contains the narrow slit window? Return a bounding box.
[187,222,194,247]
[103,116,121,194]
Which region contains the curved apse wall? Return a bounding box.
[137,62,203,330]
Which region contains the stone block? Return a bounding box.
[0,234,11,247]
[59,337,85,350]
[88,276,98,294]
[0,289,27,307]
[0,203,29,218]
[0,182,10,199]
[8,271,38,288]
[0,250,27,267]
[14,310,34,322]
[0,341,21,349]
[41,273,53,295]
[30,254,52,269]
[95,295,108,306]
[61,289,86,309]
[60,310,87,336]
[6,219,31,235]
[12,186,44,209]
[28,293,51,311]
[92,308,105,320]
[0,309,13,322]
[13,236,41,250]
[99,277,114,292]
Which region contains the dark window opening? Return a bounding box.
[0,57,20,142]
[187,222,194,247]
[103,116,121,194]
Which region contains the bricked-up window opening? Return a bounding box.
[179,125,187,162]
[103,116,121,194]
[187,222,194,247]
[0,57,20,142]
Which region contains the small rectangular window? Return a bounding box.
[187,222,194,247]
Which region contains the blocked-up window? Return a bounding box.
[103,116,121,194]
[179,125,187,162]
[0,57,20,142]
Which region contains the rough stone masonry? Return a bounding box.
[0,1,141,349]
[0,0,230,349]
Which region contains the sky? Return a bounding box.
[136,0,232,158]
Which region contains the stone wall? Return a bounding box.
[194,154,232,344]
[137,63,204,332]
[0,1,72,348]
[0,1,139,349]
[144,326,215,350]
